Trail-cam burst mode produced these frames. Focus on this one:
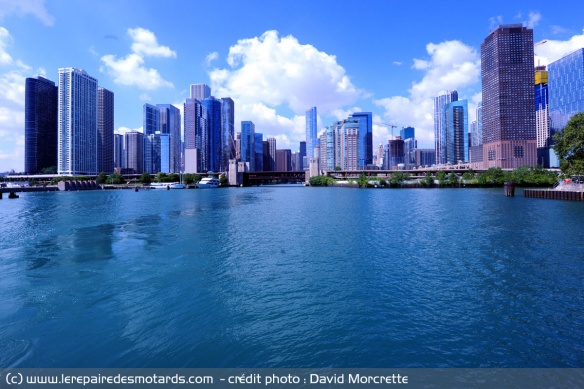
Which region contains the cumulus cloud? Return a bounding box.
[0,0,55,26]
[535,29,584,66]
[374,40,480,148]
[100,27,175,90]
[525,11,542,29]
[489,15,503,30]
[208,30,361,149]
[115,126,143,135]
[139,93,151,101]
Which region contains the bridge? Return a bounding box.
[243,171,307,186]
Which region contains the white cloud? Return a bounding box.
[0,0,55,26]
[393,61,402,66]
[489,15,504,30]
[208,30,361,149]
[139,93,151,101]
[100,27,175,90]
[551,25,569,35]
[205,52,219,66]
[535,29,584,66]
[115,126,143,135]
[525,11,542,29]
[374,40,480,148]
[128,27,176,58]
[0,27,14,65]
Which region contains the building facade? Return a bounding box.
[184,98,207,173]
[97,87,114,173]
[470,102,483,163]
[267,137,277,171]
[349,112,373,167]
[444,99,469,164]
[481,24,536,168]
[58,68,98,175]
[25,76,58,174]
[125,131,144,174]
[190,84,210,100]
[221,97,235,172]
[434,90,458,165]
[305,107,318,166]
[240,121,255,171]
[157,104,182,173]
[114,133,124,170]
[201,97,222,172]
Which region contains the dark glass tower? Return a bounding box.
[97,87,114,173]
[349,112,373,167]
[25,76,58,174]
[481,24,536,168]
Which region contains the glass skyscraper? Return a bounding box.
[25,76,57,174]
[240,121,255,171]
[190,84,210,100]
[481,24,536,168]
[434,90,458,165]
[470,102,483,163]
[184,98,207,173]
[201,97,223,172]
[548,48,584,135]
[125,131,144,174]
[349,112,373,167]
[97,87,114,174]
[58,68,98,175]
[444,100,469,164]
[157,104,182,173]
[305,107,317,161]
[221,97,235,172]
[114,133,124,169]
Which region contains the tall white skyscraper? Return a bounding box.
[305,107,317,168]
[434,90,458,165]
[58,68,98,175]
[190,84,211,100]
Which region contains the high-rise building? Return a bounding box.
[114,133,124,169]
[481,24,536,168]
[434,90,458,165]
[305,107,317,165]
[262,141,271,172]
[267,137,276,171]
[25,76,58,174]
[254,133,263,172]
[349,112,373,167]
[384,138,405,169]
[58,68,98,175]
[470,102,483,163]
[143,103,160,135]
[299,141,306,171]
[201,97,222,172]
[144,133,161,174]
[184,98,207,173]
[401,126,415,141]
[444,100,469,164]
[125,131,144,174]
[241,121,255,171]
[157,104,182,173]
[412,149,436,167]
[276,149,292,171]
[97,87,114,173]
[190,84,210,100]
[221,97,235,172]
[548,48,584,167]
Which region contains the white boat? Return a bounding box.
[197,177,220,188]
[150,182,185,189]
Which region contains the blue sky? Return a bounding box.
[1,0,584,172]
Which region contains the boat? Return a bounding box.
[197,177,221,188]
[150,182,185,189]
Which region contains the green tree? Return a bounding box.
[390,171,409,186]
[334,166,342,171]
[139,172,152,184]
[424,172,434,186]
[96,172,107,184]
[167,173,180,182]
[219,173,228,185]
[462,171,475,181]
[436,170,446,185]
[357,173,369,188]
[477,167,511,185]
[106,173,125,184]
[553,112,584,175]
[155,172,168,182]
[448,172,459,186]
[309,175,334,186]
[40,166,57,174]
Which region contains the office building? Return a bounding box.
[401,126,415,141]
[25,76,58,174]
[125,131,144,174]
[97,87,114,173]
[305,107,317,167]
[548,48,584,167]
[481,24,536,168]
[412,149,436,167]
[221,97,235,172]
[200,97,222,172]
[349,112,373,167]
[470,102,483,163]
[444,99,469,164]
[262,141,271,172]
[267,137,277,171]
[58,68,98,175]
[157,104,182,173]
[254,133,263,172]
[434,90,458,165]
[184,98,207,173]
[384,138,405,169]
[276,149,292,171]
[114,133,124,169]
[299,141,306,170]
[241,121,255,171]
[190,84,210,100]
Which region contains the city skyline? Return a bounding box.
[1,1,584,172]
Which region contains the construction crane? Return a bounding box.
[534,40,548,65]
[378,122,398,140]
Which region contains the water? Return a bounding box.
[0,187,582,368]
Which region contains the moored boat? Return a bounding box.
[197,177,220,188]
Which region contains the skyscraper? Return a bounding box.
[184,98,207,173]
[434,90,458,165]
[201,96,222,172]
[221,97,235,172]
[349,112,373,167]
[470,102,483,163]
[305,107,317,164]
[481,24,536,168]
[254,133,263,172]
[299,141,306,170]
[444,100,469,164]
[190,84,210,100]
[97,87,114,173]
[267,137,277,171]
[125,131,144,174]
[241,121,255,171]
[401,126,415,141]
[58,68,98,175]
[157,104,182,173]
[548,48,584,140]
[25,76,57,174]
[114,133,124,169]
